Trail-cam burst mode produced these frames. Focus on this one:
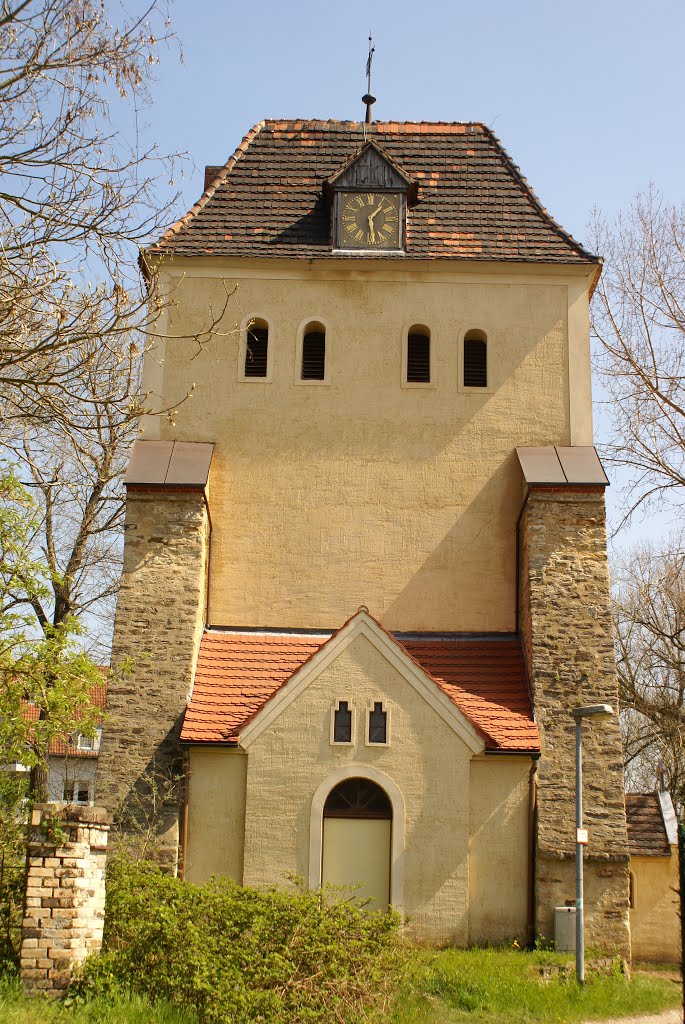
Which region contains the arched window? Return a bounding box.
[244,318,269,378]
[301,322,326,381]
[323,778,392,819]
[463,329,487,388]
[406,326,431,383]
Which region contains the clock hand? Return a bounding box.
[367,202,384,244]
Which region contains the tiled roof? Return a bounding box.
[181,629,539,752]
[23,682,107,758]
[625,793,672,857]
[149,120,598,265]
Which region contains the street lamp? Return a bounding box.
[571,703,614,985]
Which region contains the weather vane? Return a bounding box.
[362,34,376,130]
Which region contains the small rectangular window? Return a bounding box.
[333,700,352,743]
[244,327,268,377]
[407,333,430,383]
[368,702,387,744]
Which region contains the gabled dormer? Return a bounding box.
[327,141,416,253]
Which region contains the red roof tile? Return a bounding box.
[181,629,539,753]
[148,120,597,266]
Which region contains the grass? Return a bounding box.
[388,947,682,1024]
[0,975,198,1024]
[0,948,681,1024]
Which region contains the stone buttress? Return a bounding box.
[519,483,630,957]
[96,442,212,868]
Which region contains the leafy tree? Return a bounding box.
[0,470,102,962]
[0,471,101,781]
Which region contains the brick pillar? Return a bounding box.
[96,486,209,869]
[519,486,630,957]
[20,805,111,996]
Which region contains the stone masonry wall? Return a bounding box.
[96,487,209,869]
[20,805,110,996]
[519,487,630,957]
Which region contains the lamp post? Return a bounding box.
[571,703,614,985]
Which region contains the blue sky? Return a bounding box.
[138,0,684,544]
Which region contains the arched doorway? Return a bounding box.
[321,777,392,910]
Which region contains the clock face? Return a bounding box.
[340,192,401,249]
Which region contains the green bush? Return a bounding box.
[75,859,406,1024]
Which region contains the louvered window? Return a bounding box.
[368,702,387,744]
[333,700,352,743]
[244,323,268,377]
[463,331,487,387]
[301,327,326,380]
[406,329,430,383]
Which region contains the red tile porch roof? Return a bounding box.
[181,628,540,753]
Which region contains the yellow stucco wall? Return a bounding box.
[469,757,531,944]
[630,853,681,963]
[185,747,247,883]
[184,629,532,944]
[142,259,594,632]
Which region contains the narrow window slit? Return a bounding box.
[245,322,269,377]
[406,328,430,383]
[368,702,387,744]
[333,700,352,743]
[464,330,487,387]
[301,327,326,380]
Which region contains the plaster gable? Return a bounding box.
[238,612,485,753]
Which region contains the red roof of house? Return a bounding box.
[181,629,539,753]
[149,120,597,266]
[23,681,107,757]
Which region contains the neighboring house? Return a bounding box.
[97,118,630,952]
[18,682,107,806]
[626,791,681,963]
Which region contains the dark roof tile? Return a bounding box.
[625,793,672,857]
[149,120,597,265]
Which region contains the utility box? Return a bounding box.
[554,906,576,952]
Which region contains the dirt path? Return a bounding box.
[584,1011,682,1024]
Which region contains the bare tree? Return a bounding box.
[0,1,182,652]
[0,2,243,659]
[591,189,685,525]
[613,538,685,807]
[0,0,181,427]
[8,343,142,657]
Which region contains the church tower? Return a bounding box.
[97,119,630,952]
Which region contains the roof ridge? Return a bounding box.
[259,118,487,129]
[479,124,599,265]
